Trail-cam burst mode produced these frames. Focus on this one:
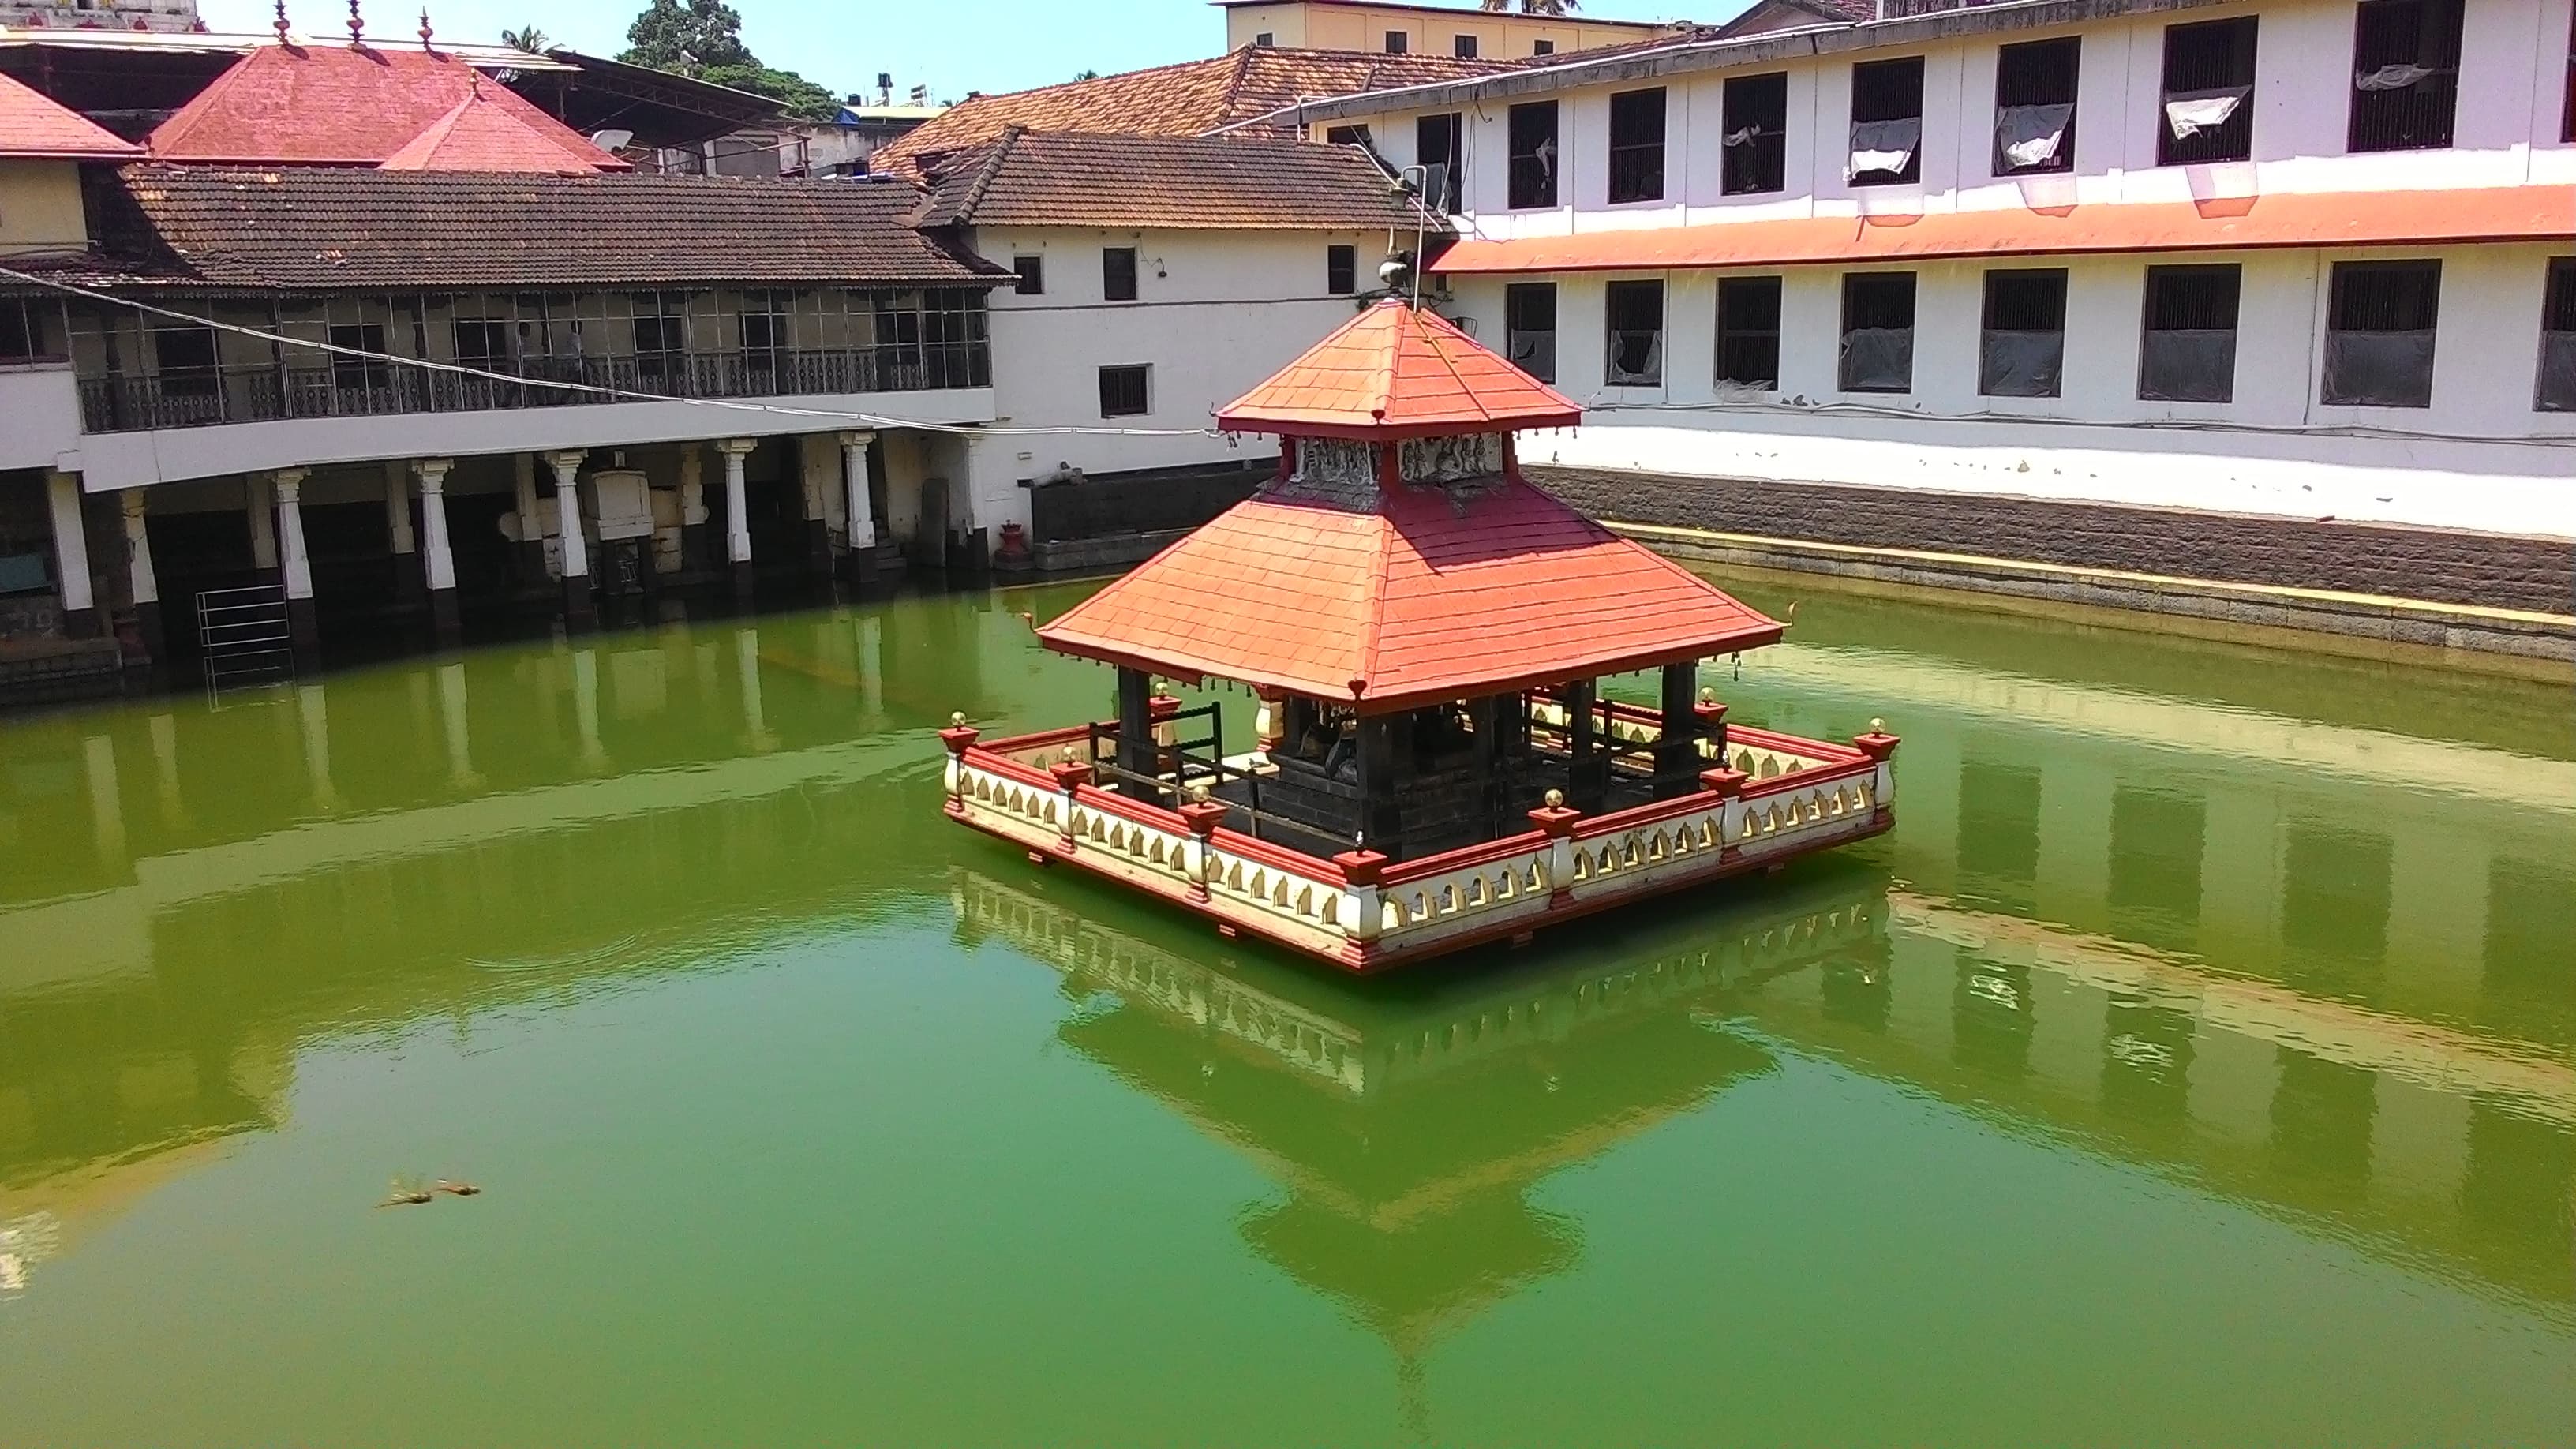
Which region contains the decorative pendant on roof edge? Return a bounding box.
[942,297,1900,975]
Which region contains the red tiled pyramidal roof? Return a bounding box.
[0,70,144,160]
[1220,298,1581,440]
[148,43,627,170]
[380,90,603,174]
[1038,480,1783,712]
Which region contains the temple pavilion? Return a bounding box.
[943,296,1898,971]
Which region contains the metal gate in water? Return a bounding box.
[197,584,295,696]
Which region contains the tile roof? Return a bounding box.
[912,129,1442,231]
[871,45,1512,178]
[1221,298,1579,439]
[0,69,144,159]
[1038,479,1784,712]
[378,90,604,174]
[147,42,627,170]
[85,166,1009,290]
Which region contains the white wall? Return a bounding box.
[967,225,1393,530]
[0,365,80,472]
[1453,241,2576,539]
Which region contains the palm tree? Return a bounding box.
[499,25,550,54]
[1480,0,1580,13]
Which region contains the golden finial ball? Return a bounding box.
[1189,783,1211,803]
[1544,788,1565,808]
[1698,687,1716,706]
[951,712,967,727]
[1870,717,1885,733]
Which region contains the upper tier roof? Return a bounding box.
[147,42,627,170]
[0,68,142,159]
[912,129,1443,232]
[1219,298,1580,440]
[378,88,604,174]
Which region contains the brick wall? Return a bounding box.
[1530,468,2576,617]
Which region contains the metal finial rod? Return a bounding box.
[273,0,290,41]
[417,6,433,49]
[346,0,364,44]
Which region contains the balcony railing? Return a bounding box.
[74,343,990,435]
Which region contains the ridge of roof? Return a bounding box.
[378,88,601,174]
[1220,299,1581,439]
[910,129,1443,233]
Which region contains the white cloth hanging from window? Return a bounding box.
[1846,118,1919,180]
[2356,63,2435,92]
[1722,124,1762,148]
[2164,90,2246,139]
[1995,103,2073,170]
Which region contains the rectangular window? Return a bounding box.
[1979,269,2067,398]
[2564,9,2574,144]
[1721,72,1788,196]
[1324,124,1373,148]
[1103,247,1139,302]
[1849,57,1924,186]
[2349,0,2463,153]
[2536,257,2576,412]
[2159,16,2257,165]
[1012,255,1044,296]
[1253,31,1274,47]
[2323,260,2441,408]
[1099,363,1150,417]
[153,323,217,376]
[1994,38,2079,175]
[452,318,510,369]
[1607,88,1667,204]
[1384,30,1407,54]
[1839,272,1916,393]
[1716,276,1782,389]
[1532,39,1555,56]
[1504,282,1556,383]
[739,293,789,357]
[1453,34,1478,58]
[1417,112,1463,212]
[1327,245,1357,296]
[1604,279,1664,387]
[0,298,36,361]
[1508,100,1559,209]
[2138,264,2241,403]
[631,307,686,382]
[328,323,391,392]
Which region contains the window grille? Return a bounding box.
[1453,34,1477,58]
[1608,88,1668,204]
[1505,282,1557,383]
[1604,279,1664,387]
[2323,260,2440,407]
[1416,113,1464,212]
[2138,264,2241,403]
[2537,257,2576,412]
[1099,363,1150,417]
[1716,276,1782,390]
[1994,38,2078,175]
[2349,0,2462,153]
[1979,269,2066,398]
[1839,272,1916,393]
[2159,17,2257,165]
[1103,247,1139,302]
[1508,101,1559,209]
[1721,72,1788,196]
[1849,58,1925,185]
[1383,30,1407,54]
[1012,256,1044,296]
[1327,245,1357,297]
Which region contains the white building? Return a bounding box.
[1278,0,2576,657]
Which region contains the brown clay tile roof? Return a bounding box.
[378,91,605,174]
[84,166,1007,290]
[147,43,627,170]
[1220,298,1577,438]
[871,46,1513,178]
[912,129,1442,231]
[0,69,144,159]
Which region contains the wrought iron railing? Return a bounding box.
[75,343,990,435]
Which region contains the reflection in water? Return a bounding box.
[0,578,2570,1440]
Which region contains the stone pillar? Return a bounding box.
[414,458,460,645]
[717,437,758,605]
[1357,713,1402,856]
[1654,661,1698,799]
[245,474,280,583]
[46,470,98,638]
[678,446,709,575]
[119,489,163,665]
[511,453,546,590]
[384,459,423,610]
[841,430,878,583]
[1564,680,1608,813]
[1115,666,1159,803]
[546,450,595,630]
[273,468,320,665]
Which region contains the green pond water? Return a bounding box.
[2,577,2570,1446]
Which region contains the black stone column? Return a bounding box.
[1565,680,1609,813]
[1655,661,1700,799]
[1357,713,1402,859]
[1115,666,1159,803]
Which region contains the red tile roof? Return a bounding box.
[1038,479,1783,711]
[1434,186,2576,274]
[0,69,144,159]
[147,43,627,170]
[1221,298,1580,440]
[378,90,604,174]
[871,46,1512,178]
[912,129,1442,231]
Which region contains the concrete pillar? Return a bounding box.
[717,437,758,604]
[296,680,339,811]
[83,733,125,873]
[841,432,878,573]
[46,470,98,638]
[678,446,709,574]
[572,645,607,773]
[511,453,545,589]
[245,474,279,582]
[384,459,423,610]
[119,489,163,665]
[437,661,479,791]
[272,469,320,664]
[414,458,460,645]
[547,450,594,630]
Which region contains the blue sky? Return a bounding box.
[203,0,1739,103]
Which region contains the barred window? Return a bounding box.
[1717,276,1782,389]
[1608,88,1667,204]
[1721,72,1788,196]
[1508,100,1559,209]
[1840,272,1915,394]
[2138,264,2241,403]
[1505,282,1556,383]
[2349,0,2462,153]
[1415,112,1463,212]
[1103,247,1139,302]
[1012,256,1044,296]
[1327,245,1357,297]
[1849,57,1924,186]
[1099,363,1150,418]
[1994,38,2079,176]
[2323,260,2440,408]
[1604,279,1664,387]
[2536,258,2576,412]
[1979,269,2066,398]
[2159,17,2257,166]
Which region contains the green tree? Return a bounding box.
[498,25,549,53]
[700,62,841,122]
[620,0,838,123]
[1480,0,1580,12]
